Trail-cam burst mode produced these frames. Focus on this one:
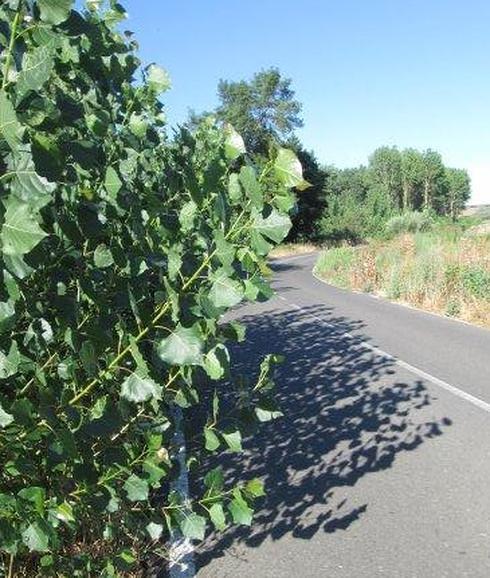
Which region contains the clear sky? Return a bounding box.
[119,0,490,204]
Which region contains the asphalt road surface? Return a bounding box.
[196,252,490,578]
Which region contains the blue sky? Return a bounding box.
[119,0,490,204]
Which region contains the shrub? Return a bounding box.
[385,212,433,236]
[461,267,490,300]
[0,3,303,575]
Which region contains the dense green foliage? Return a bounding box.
[190,68,303,156]
[316,147,471,243]
[0,2,305,576]
[190,71,473,246]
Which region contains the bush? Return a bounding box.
[385,212,433,236]
[0,3,303,575]
[462,267,490,300]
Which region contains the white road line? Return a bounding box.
[277,294,490,415]
[168,406,196,578]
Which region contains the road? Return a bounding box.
[195,252,490,578]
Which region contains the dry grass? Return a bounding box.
[315,227,490,328]
[270,242,319,259]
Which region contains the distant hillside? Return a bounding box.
[463,204,490,218]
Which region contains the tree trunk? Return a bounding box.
[423,180,430,210]
[402,183,409,211]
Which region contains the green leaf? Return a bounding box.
[179,512,206,540]
[38,0,74,25]
[255,399,283,422]
[239,166,262,208]
[0,91,23,151]
[228,173,242,202]
[208,271,244,309]
[222,428,242,453]
[0,340,20,379]
[22,522,50,552]
[80,341,97,376]
[18,487,45,515]
[124,475,149,502]
[204,467,224,493]
[167,246,182,281]
[16,45,55,104]
[157,325,203,366]
[1,198,48,256]
[228,493,253,526]
[105,166,122,198]
[146,522,163,541]
[55,501,75,523]
[7,150,56,207]
[253,209,292,244]
[202,344,229,380]
[245,478,266,498]
[0,301,15,334]
[94,244,114,268]
[129,113,148,138]
[147,65,171,94]
[224,124,245,160]
[86,110,110,137]
[204,428,220,451]
[121,373,161,403]
[274,148,310,190]
[209,503,227,531]
[179,200,197,232]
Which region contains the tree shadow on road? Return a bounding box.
[194,302,452,569]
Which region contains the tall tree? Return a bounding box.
[400,148,424,211]
[421,149,445,211]
[444,168,471,220]
[368,146,402,208]
[214,68,303,154]
[285,136,327,240]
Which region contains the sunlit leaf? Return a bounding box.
[1,198,47,256]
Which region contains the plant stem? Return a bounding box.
[2,11,21,90]
[68,200,251,406]
[7,553,14,578]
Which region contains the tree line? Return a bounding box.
[191,68,472,242]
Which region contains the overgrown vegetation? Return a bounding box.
[315,222,490,327]
[0,2,306,576]
[191,71,472,247]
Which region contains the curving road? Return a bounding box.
[196,253,490,578]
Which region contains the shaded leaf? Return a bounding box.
[239,166,262,208]
[253,209,291,244]
[228,493,253,526]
